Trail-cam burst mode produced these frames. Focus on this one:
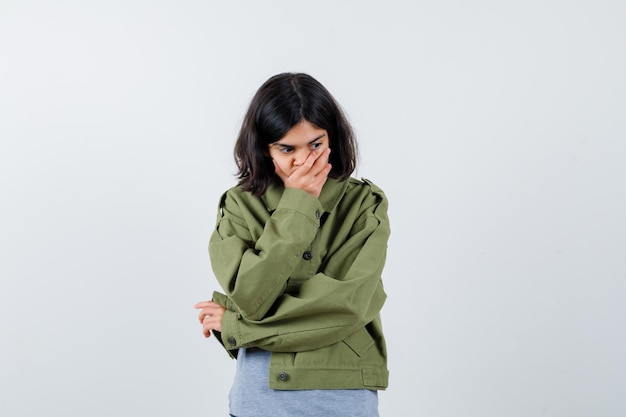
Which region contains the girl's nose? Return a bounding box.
[293,150,307,166]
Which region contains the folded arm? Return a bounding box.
[211,185,390,353]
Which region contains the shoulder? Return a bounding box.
[218,184,265,205]
[216,185,242,211]
[344,177,388,205]
[216,184,267,219]
[339,177,389,222]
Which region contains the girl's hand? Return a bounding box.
[193,300,226,338]
[274,148,331,199]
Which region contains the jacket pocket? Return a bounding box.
[342,327,375,357]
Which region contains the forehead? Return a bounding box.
[274,120,327,145]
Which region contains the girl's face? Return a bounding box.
[268,120,329,177]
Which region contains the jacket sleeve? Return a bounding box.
[209,187,324,321]
[211,184,390,353]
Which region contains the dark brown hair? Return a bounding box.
[234,72,358,196]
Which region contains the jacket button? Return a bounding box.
[278,371,289,381]
[302,251,313,260]
[227,336,237,346]
[315,210,321,219]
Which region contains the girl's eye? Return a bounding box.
[311,142,322,150]
[280,146,294,153]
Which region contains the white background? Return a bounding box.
[1,1,625,416]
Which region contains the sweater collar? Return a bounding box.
[262,177,349,213]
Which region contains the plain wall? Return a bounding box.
[1,1,625,416]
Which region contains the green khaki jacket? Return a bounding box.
[209,177,390,390]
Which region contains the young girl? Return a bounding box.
[194,72,390,417]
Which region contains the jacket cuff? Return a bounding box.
[212,291,241,357]
[212,290,233,310]
[276,188,324,226]
[220,309,242,349]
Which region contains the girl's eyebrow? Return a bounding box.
[307,134,326,144]
[271,134,326,147]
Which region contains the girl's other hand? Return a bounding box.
[193,300,226,338]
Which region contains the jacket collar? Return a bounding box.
[262,177,349,213]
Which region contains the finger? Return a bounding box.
[197,307,219,322]
[312,147,329,162]
[202,326,212,338]
[302,149,321,171]
[308,148,331,176]
[312,167,331,190]
[198,310,209,322]
[287,150,320,178]
[314,163,332,183]
[197,307,214,322]
[193,301,213,309]
[196,300,223,309]
[307,161,331,186]
[204,321,222,333]
[317,148,331,166]
[202,316,223,335]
